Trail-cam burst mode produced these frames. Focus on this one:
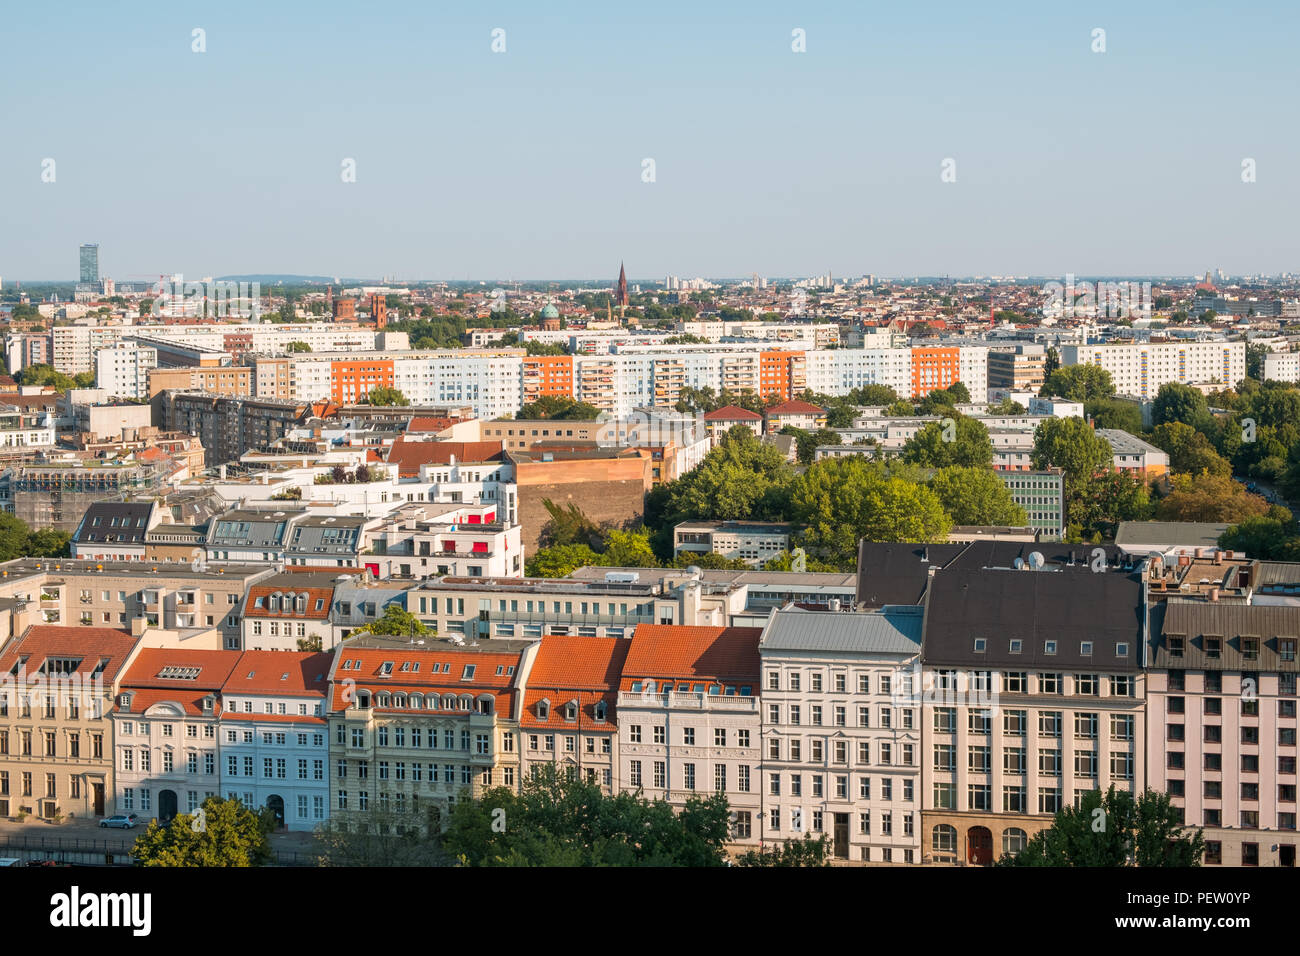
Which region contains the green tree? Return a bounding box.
[516,395,601,420]
[988,396,1027,415]
[999,787,1204,867]
[1085,398,1142,433]
[1070,471,1154,541]
[1040,365,1115,402]
[525,543,600,577]
[14,363,76,391]
[848,384,900,406]
[1147,422,1231,477]
[734,833,831,867]
[601,528,659,568]
[367,386,409,406]
[930,467,1027,526]
[662,426,793,525]
[1218,516,1300,561]
[538,500,603,549]
[314,806,450,866]
[441,765,730,866]
[285,341,312,353]
[789,458,951,568]
[1156,473,1273,523]
[25,528,71,558]
[132,796,275,867]
[0,513,32,560]
[1151,383,1210,428]
[901,416,993,469]
[669,551,750,570]
[352,603,428,638]
[945,381,971,404]
[1031,417,1111,486]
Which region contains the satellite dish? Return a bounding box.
[1013,557,1024,570]
[1028,551,1045,570]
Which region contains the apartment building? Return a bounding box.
[1148,599,1298,866]
[759,606,924,863]
[919,563,1146,865]
[283,515,379,570]
[240,572,341,652]
[1097,429,1170,478]
[701,406,763,441]
[616,624,762,847]
[326,636,534,826]
[517,635,629,792]
[368,502,523,579]
[763,399,826,435]
[112,648,241,820]
[1062,341,1247,399]
[218,650,332,830]
[0,625,138,820]
[95,340,158,401]
[71,501,160,562]
[204,508,306,564]
[0,559,269,648]
[162,392,312,466]
[998,471,1065,540]
[148,365,254,400]
[987,345,1047,393]
[1262,351,1300,384]
[673,520,792,567]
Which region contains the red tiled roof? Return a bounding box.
[764,399,824,416]
[0,625,138,683]
[120,648,242,692]
[117,648,243,716]
[520,636,629,731]
[223,651,332,696]
[385,439,505,478]
[406,416,459,433]
[620,625,760,686]
[702,405,763,422]
[244,584,335,620]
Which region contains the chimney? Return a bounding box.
[1214,550,1223,565]
[1209,587,1220,602]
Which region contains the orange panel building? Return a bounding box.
[759,349,806,401]
[330,358,395,405]
[522,355,574,404]
[910,346,961,398]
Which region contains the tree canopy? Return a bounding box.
[517,395,601,420]
[900,416,993,469]
[998,787,1204,867]
[930,466,1028,526]
[1039,364,1115,402]
[132,796,275,867]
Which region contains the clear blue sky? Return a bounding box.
[3,0,1296,282]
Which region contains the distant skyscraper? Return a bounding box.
[79,243,99,284]
[615,262,628,307]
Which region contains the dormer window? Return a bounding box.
[537,699,550,720]
[594,701,607,722]
[201,696,214,712]
[564,701,578,722]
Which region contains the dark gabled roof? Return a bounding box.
[1152,599,1300,672]
[73,501,154,545]
[855,542,966,608]
[855,540,1137,609]
[921,566,1144,671]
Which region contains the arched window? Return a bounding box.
[1002,827,1028,857]
[932,824,957,853]
[408,695,422,710]
[393,694,407,708]
[355,690,371,708]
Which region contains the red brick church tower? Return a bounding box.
[615,262,628,307]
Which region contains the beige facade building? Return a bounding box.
[0,625,141,820]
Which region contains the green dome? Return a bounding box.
[540,303,560,319]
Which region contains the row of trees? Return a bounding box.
[0,512,72,560]
[134,778,1200,868]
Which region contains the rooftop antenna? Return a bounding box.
[1027,551,1045,570]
